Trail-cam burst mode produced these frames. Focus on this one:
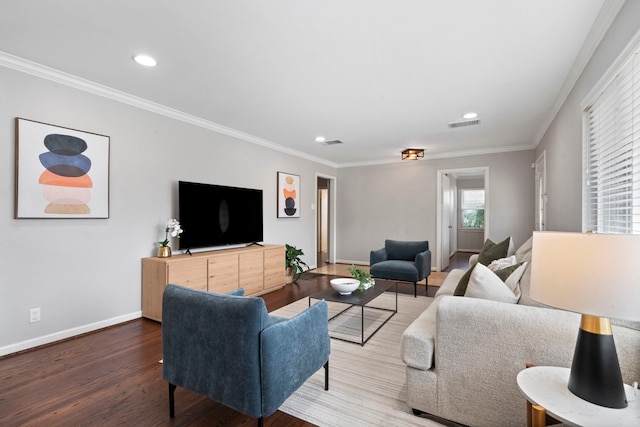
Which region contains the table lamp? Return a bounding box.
[530,231,640,408]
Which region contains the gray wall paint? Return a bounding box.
[336,150,536,264]
[0,68,336,354]
[536,1,640,231]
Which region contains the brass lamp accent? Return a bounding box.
[530,231,640,408]
[401,148,424,160]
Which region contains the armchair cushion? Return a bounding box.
[371,260,421,282]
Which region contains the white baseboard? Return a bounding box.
[335,259,369,266]
[0,311,142,357]
[335,259,438,272]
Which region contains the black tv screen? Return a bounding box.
[178,181,263,250]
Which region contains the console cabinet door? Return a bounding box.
[208,253,239,293]
[240,251,264,295]
[167,259,207,290]
[264,246,285,291]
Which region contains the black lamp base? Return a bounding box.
[568,320,627,408]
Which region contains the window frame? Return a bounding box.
[460,188,485,230]
[582,37,640,235]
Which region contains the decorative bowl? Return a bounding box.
[330,278,360,295]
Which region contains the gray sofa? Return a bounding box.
[401,237,640,426]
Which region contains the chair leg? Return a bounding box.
[413,282,417,298]
[168,383,177,418]
[324,360,329,391]
[258,417,264,427]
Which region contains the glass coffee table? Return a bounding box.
[309,280,397,346]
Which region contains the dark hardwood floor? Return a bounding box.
[0,272,437,427]
[443,252,474,272]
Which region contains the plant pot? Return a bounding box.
[158,246,172,258]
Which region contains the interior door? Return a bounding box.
[441,174,452,270]
[316,178,330,265]
[535,152,547,231]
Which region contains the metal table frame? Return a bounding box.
[309,281,397,346]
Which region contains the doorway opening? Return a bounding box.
[436,167,489,272]
[535,151,546,231]
[316,174,336,267]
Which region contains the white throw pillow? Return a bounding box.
[503,262,528,299]
[487,255,516,272]
[465,263,520,304]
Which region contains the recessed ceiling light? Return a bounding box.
[314,136,326,143]
[462,112,478,119]
[133,54,157,67]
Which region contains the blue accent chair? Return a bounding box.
[370,239,431,297]
[162,284,330,427]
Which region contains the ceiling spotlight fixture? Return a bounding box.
[462,112,478,119]
[133,54,157,67]
[314,136,326,143]
[402,148,424,161]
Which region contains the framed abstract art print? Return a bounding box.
[15,118,110,218]
[277,171,300,218]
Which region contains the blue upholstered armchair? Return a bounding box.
[370,239,431,297]
[162,284,330,427]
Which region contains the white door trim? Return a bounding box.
[315,173,337,266]
[436,167,489,271]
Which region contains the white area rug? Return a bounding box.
[273,292,445,427]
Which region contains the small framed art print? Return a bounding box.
[277,172,300,218]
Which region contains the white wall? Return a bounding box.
[336,150,535,264]
[537,0,640,231]
[0,67,336,355]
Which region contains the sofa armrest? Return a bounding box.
[432,296,579,426]
[415,250,431,279]
[260,300,330,415]
[370,247,387,265]
[468,254,478,268]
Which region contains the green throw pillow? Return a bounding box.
[453,237,512,296]
[477,237,511,266]
[494,262,525,282]
[453,265,475,296]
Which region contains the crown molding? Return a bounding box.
[337,143,536,168]
[0,51,538,169]
[533,0,626,146]
[0,51,339,169]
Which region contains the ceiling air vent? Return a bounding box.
[320,139,343,145]
[448,119,481,129]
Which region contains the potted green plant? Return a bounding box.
[348,264,375,292]
[285,244,310,283]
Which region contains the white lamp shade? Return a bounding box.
[530,231,640,322]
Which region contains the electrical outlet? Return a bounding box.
[30,308,41,323]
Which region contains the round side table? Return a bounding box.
[517,366,640,427]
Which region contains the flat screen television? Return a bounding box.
[178,181,263,250]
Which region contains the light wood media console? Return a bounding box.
[141,244,285,321]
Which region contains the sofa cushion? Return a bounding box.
[401,297,441,370]
[370,260,419,282]
[515,236,533,262]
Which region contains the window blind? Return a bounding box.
[583,49,640,234]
